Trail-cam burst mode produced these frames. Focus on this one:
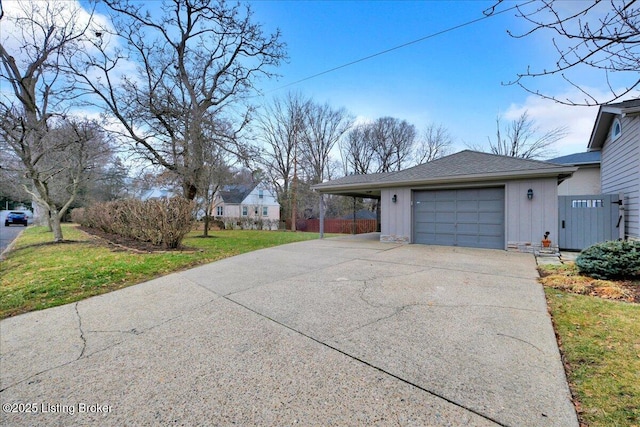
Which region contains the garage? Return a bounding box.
[313,150,576,248]
[413,188,505,249]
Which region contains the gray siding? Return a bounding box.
[380,188,411,242]
[505,178,559,248]
[600,114,640,239]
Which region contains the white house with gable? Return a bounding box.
[213,182,280,230]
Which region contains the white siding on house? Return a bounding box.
[505,178,559,248]
[557,167,601,196]
[600,114,640,239]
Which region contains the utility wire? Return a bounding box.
[268,0,535,93]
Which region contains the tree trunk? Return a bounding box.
[203,214,210,237]
[50,209,64,242]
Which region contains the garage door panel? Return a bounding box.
[479,200,503,211]
[413,188,504,249]
[456,200,479,211]
[457,212,479,222]
[435,201,455,211]
[479,224,503,236]
[478,212,502,224]
[457,223,479,234]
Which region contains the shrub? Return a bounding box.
[70,208,86,224]
[79,198,195,249]
[576,240,640,280]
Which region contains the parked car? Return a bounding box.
[5,211,28,227]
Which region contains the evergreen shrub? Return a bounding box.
[576,240,640,280]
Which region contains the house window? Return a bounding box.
[216,206,223,216]
[258,189,264,199]
[262,206,268,216]
[572,199,604,208]
[612,118,621,140]
[242,206,248,216]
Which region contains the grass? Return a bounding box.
[0,224,332,319]
[541,264,640,427]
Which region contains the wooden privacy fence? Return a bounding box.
[298,219,378,234]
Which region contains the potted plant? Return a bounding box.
[542,231,551,248]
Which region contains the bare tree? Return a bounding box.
[414,123,453,164]
[490,0,640,105]
[300,102,353,183]
[367,117,416,173]
[71,0,286,201]
[484,111,567,159]
[0,0,98,241]
[342,124,376,175]
[257,92,310,224]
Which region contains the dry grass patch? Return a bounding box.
[539,263,638,303]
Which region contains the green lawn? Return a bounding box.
[545,289,640,427]
[0,225,330,319]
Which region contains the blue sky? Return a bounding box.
[4,0,635,160]
[246,0,636,158]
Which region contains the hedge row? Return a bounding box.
[72,198,195,249]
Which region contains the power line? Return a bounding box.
[268,0,535,93]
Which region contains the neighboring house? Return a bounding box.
[313,150,576,250]
[213,182,280,230]
[140,187,176,201]
[587,98,640,240]
[548,151,601,196]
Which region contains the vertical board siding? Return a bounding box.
[506,178,559,247]
[381,188,412,242]
[601,114,640,239]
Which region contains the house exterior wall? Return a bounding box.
[600,114,640,239]
[379,177,559,249]
[505,178,559,249]
[240,185,280,223]
[557,166,601,196]
[380,188,412,243]
[213,184,281,230]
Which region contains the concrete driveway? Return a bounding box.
[0,235,578,426]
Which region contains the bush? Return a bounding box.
[78,198,195,249]
[576,240,640,280]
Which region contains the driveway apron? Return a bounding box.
[0,235,578,426]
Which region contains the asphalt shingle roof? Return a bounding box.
[314,150,574,191]
[548,151,601,165]
[219,184,257,204]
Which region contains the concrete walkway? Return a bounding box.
[0,235,578,426]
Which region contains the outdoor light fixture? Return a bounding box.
[392,194,397,203]
[527,189,534,200]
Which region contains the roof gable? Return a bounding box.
[219,183,258,204]
[588,98,640,151]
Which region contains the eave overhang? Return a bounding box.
[313,166,577,195]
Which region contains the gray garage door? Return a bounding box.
[413,188,505,249]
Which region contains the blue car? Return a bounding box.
[5,211,28,227]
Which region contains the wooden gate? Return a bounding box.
[558,194,623,251]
